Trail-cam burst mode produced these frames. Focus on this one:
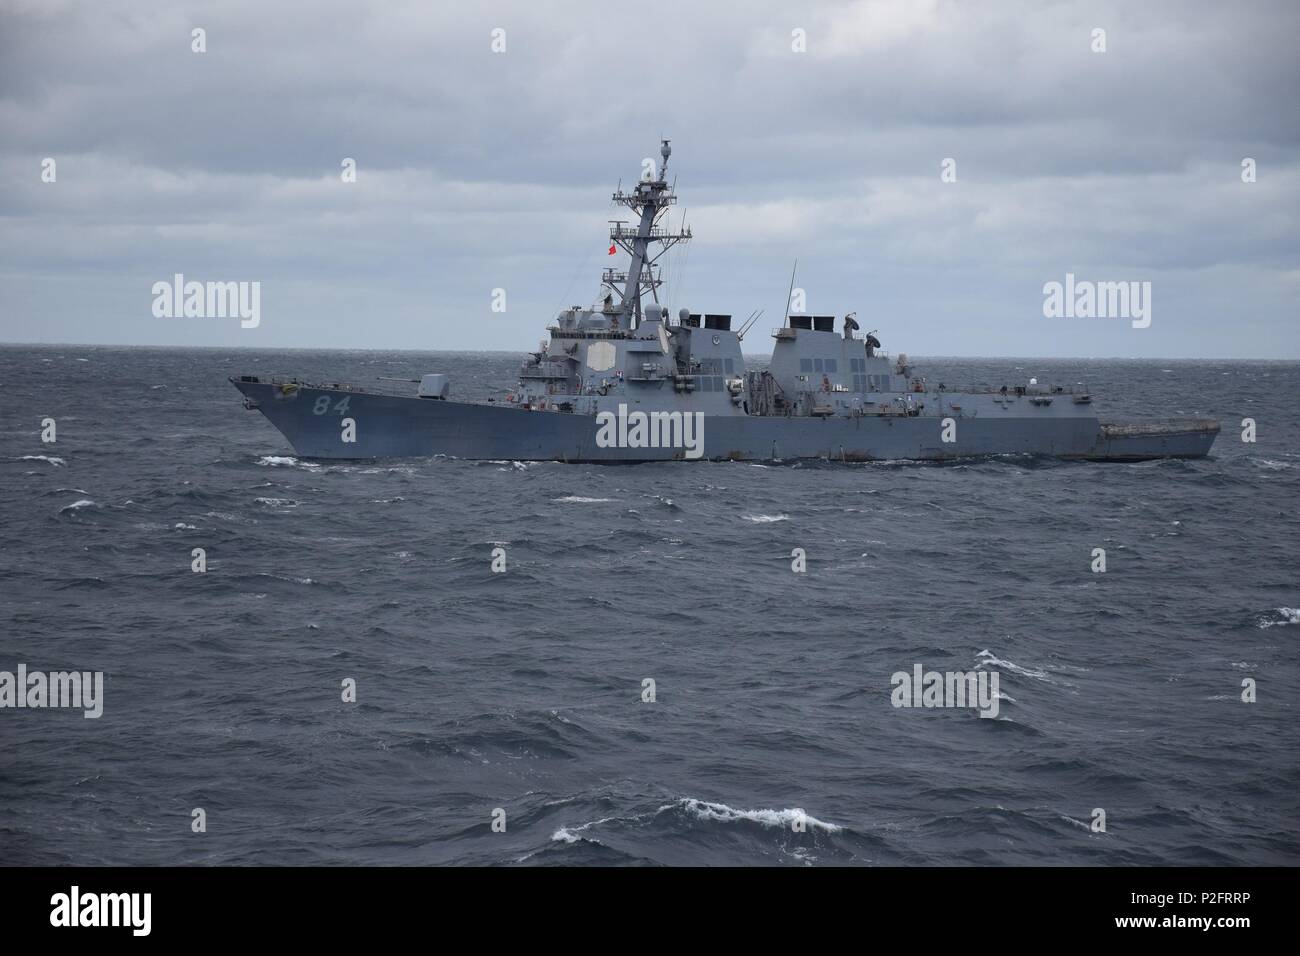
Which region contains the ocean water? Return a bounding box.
[1,345,1297,866]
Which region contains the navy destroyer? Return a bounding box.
[232,141,1219,462]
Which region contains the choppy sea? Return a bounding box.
[1,346,1297,865]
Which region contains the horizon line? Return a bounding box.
[1,340,1295,362]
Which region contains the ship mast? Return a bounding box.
[605,139,692,328]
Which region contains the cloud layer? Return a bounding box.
[2,0,1297,356]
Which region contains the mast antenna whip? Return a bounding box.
[782,259,798,328]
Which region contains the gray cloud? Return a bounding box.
[1,0,1297,356]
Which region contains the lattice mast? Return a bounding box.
[605,140,692,327]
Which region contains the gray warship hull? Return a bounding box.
[231,378,1218,462]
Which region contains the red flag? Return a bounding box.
[608,243,616,255]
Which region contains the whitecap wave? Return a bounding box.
[19,455,65,466]
[550,813,619,844]
[203,510,256,524]
[256,455,319,470]
[976,649,1051,681]
[668,797,841,832]
[553,496,615,503]
[1259,607,1299,628]
[59,499,97,513]
[742,513,788,523]
[260,573,315,585]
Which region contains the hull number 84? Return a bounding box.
[313,395,351,415]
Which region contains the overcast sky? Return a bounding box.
[2,0,1296,357]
